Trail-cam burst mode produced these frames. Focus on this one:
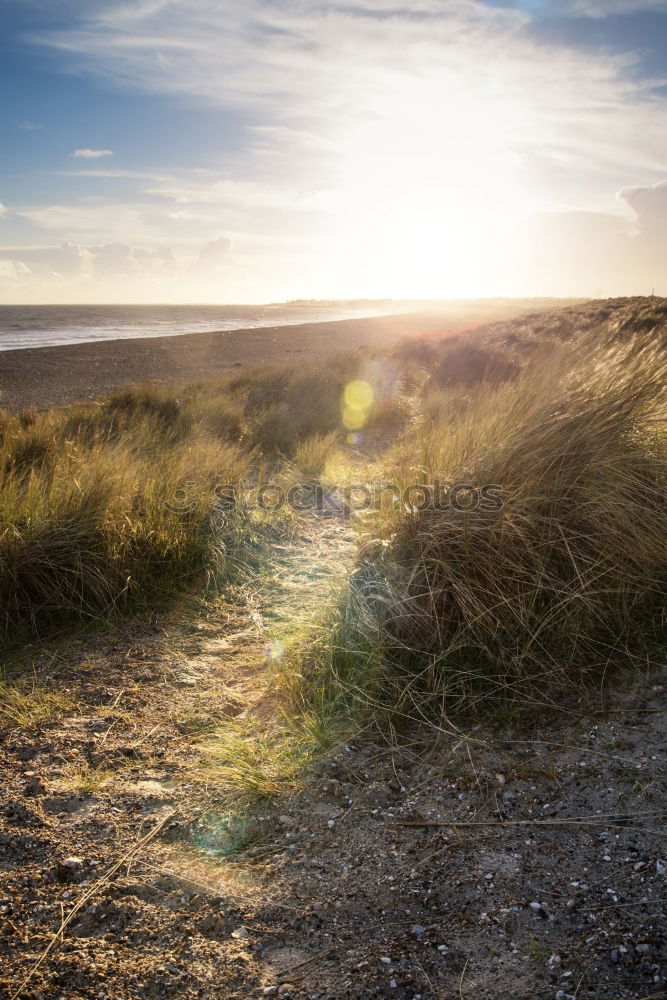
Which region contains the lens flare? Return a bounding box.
[342,379,374,430]
[344,380,374,409]
[267,639,286,661]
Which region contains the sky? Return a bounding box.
[0,0,666,303]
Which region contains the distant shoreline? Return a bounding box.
[0,302,561,411]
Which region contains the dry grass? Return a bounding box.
[298,330,667,727]
[0,429,252,639]
[65,760,118,796]
[202,723,308,800]
[0,350,392,642]
[291,431,341,477]
[0,679,75,729]
[1,298,666,744]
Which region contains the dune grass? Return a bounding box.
[0,355,369,642]
[294,333,667,728]
[1,302,666,741]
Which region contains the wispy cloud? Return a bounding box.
[58,168,166,180]
[19,120,44,131]
[17,201,159,239]
[71,148,114,159]
[39,2,667,185]
[0,203,7,219]
[564,0,667,15]
[13,0,667,298]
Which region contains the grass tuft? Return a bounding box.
[297,335,667,728]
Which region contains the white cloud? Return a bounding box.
[619,178,667,230]
[19,120,44,131]
[38,2,667,186]
[195,236,231,270]
[58,169,165,180]
[0,259,31,284]
[613,180,667,289]
[0,236,236,301]
[10,0,667,299]
[71,148,114,159]
[0,203,6,219]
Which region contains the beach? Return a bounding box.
[0,305,529,411]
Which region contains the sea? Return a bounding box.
[0,303,390,352]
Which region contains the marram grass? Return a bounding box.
[296,336,667,724]
[0,357,362,641]
[1,311,666,731]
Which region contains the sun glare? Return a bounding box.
[342,378,375,430]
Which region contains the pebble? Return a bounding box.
[62,857,84,869]
[411,924,425,937]
[380,956,392,965]
[231,926,249,940]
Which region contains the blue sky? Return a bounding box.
[1,0,666,302]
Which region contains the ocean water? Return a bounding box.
[0,303,386,351]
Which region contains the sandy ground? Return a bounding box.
[1,517,665,1000]
[0,302,563,412]
[1,631,664,1000]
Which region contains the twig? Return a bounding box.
[592,708,663,714]
[279,945,334,978]
[395,811,666,831]
[110,687,125,708]
[9,809,177,1000]
[459,956,470,1000]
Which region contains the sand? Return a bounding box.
[0,303,556,412]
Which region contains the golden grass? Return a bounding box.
[0,679,75,729]
[297,333,667,726]
[1,300,665,742]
